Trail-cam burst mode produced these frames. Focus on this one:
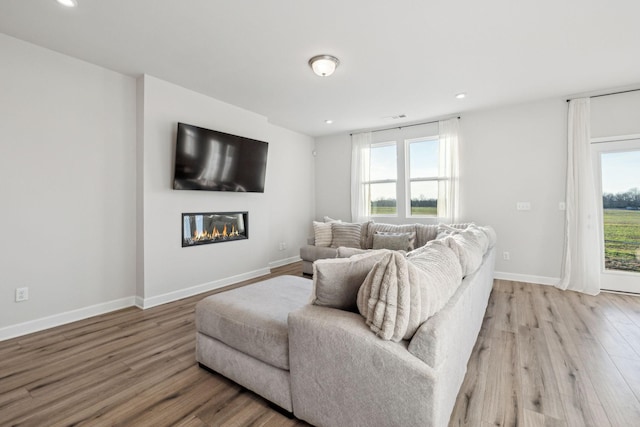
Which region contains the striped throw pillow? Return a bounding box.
[330,223,362,249]
[313,221,333,247]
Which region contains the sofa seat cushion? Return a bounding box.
[195,275,311,370]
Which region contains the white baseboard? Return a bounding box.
[268,256,302,269]
[494,271,559,286]
[0,296,136,342]
[138,267,271,309]
[134,296,145,309]
[1,266,275,342]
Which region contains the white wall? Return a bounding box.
[459,99,567,281]
[314,133,352,222]
[0,34,137,334]
[591,90,640,137]
[0,36,314,339]
[314,98,568,283]
[138,75,314,306]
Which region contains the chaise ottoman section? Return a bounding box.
[195,275,311,412]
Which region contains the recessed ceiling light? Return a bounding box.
[56,0,78,7]
[325,120,333,124]
[455,93,466,99]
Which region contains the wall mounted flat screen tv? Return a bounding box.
[173,123,269,193]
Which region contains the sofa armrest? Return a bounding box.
[288,305,437,427]
[299,245,338,263]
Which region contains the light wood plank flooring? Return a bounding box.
[1,263,639,426]
[450,280,640,427]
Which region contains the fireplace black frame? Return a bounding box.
[181,211,249,247]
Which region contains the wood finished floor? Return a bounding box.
[0,262,638,426]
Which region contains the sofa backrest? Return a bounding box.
[362,222,470,249]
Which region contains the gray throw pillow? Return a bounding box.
[372,231,416,251]
[311,250,391,311]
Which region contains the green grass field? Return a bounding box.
[370,206,437,216]
[370,206,397,215]
[603,209,640,272]
[411,206,437,216]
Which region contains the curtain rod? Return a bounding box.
[350,116,460,136]
[566,88,640,102]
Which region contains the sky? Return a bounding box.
[601,150,640,194]
[369,139,439,200]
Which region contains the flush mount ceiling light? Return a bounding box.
[56,0,78,7]
[325,119,334,124]
[455,93,467,99]
[309,55,340,77]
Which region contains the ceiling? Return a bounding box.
[1,0,639,137]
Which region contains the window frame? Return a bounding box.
[366,141,398,218]
[405,136,444,218]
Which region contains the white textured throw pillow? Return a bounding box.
[475,224,497,248]
[439,231,483,276]
[323,216,342,223]
[357,241,462,342]
[313,221,333,247]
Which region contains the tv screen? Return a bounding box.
[173,123,269,193]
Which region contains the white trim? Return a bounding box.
[138,267,271,309]
[1,267,277,341]
[268,256,302,269]
[493,271,559,286]
[601,288,640,297]
[0,296,136,342]
[134,296,145,309]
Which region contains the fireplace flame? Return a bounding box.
[192,223,240,242]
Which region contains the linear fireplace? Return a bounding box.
[182,212,248,247]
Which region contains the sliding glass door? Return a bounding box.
[593,137,640,293]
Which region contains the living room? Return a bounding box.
[1,1,639,426]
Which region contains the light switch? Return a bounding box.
[516,202,531,211]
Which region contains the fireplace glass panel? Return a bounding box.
[182,212,248,247]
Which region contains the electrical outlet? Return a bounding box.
[15,287,29,302]
[278,242,286,251]
[503,251,510,261]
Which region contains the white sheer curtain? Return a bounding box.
[557,98,600,295]
[438,118,460,223]
[351,132,372,223]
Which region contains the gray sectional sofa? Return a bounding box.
[300,220,469,275]
[195,223,496,427]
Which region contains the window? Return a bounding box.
[406,137,440,217]
[368,142,397,216]
[351,118,458,223]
